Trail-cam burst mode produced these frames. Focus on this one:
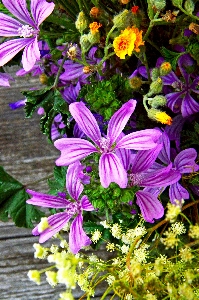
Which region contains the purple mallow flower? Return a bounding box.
[163,54,199,117]
[157,131,199,203]
[118,144,181,222]
[26,161,94,254]
[54,100,162,189]
[0,0,55,71]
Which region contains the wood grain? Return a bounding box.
[0,67,112,299]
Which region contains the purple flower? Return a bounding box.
[54,100,162,188]
[0,72,14,86]
[158,131,199,203]
[9,98,26,109]
[120,144,181,223]
[26,161,94,254]
[0,0,55,71]
[163,54,199,117]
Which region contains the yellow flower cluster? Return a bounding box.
[113,26,144,59]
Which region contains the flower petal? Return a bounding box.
[131,144,162,173]
[169,182,189,204]
[99,153,127,188]
[107,100,137,144]
[2,0,35,27]
[0,13,22,36]
[31,0,55,27]
[81,195,94,211]
[166,92,183,113]
[21,36,40,71]
[0,38,30,67]
[33,212,71,243]
[69,102,101,145]
[0,72,14,87]
[26,189,69,208]
[115,148,132,171]
[136,190,164,223]
[69,214,91,254]
[158,131,171,164]
[66,162,84,200]
[54,138,97,166]
[174,148,199,173]
[181,93,199,117]
[116,129,161,150]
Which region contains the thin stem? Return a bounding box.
[180,212,192,225]
[53,45,69,88]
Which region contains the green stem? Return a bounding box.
[53,46,68,88]
[143,12,160,41]
[180,212,193,225]
[178,6,199,21]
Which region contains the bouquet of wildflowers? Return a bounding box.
[1,0,199,299]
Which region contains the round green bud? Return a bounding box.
[80,34,90,51]
[148,95,167,108]
[87,31,100,44]
[129,76,142,90]
[153,0,166,11]
[149,77,163,95]
[160,61,172,76]
[113,9,129,28]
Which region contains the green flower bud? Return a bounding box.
[80,34,91,52]
[87,31,100,44]
[75,12,88,33]
[149,77,163,95]
[151,67,160,81]
[113,9,129,28]
[172,0,183,7]
[184,0,195,14]
[160,61,172,76]
[148,95,167,108]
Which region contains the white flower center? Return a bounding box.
[65,201,80,215]
[99,137,111,153]
[17,25,35,38]
[130,173,144,186]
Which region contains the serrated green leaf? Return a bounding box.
[40,107,56,139]
[0,166,22,204]
[54,90,69,114]
[0,167,44,227]
[160,47,183,70]
[83,221,104,234]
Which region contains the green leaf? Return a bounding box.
[160,47,184,70]
[53,90,69,114]
[0,167,44,227]
[184,0,195,14]
[83,221,104,234]
[48,166,67,195]
[0,166,22,204]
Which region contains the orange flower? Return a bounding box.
[113,26,144,59]
[131,6,139,14]
[89,22,102,34]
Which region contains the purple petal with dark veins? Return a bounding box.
[158,131,171,164]
[116,129,161,150]
[66,162,83,200]
[21,36,40,71]
[166,91,183,113]
[33,212,71,243]
[181,93,199,117]
[69,102,101,146]
[0,13,22,36]
[169,182,189,204]
[69,214,91,254]
[30,0,55,27]
[174,148,199,173]
[2,0,35,27]
[54,138,98,166]
[107,100,137,144]
[81,195,94,211]
[26,189,69,208]
[99,153,127,188]
[136,190,164,223]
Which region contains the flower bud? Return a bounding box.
[151,67,160,81]
[148,95,167,108]
[149,77,163,95]
[120,0,130,4]
[172,0,183,7]
[90,7,101,18]
[75,12,88,33]
[160,61,172,75]
[113,9,129,28]
[80,34,90,51]
[129,76,142,90]
[147,108,172,125]
[87,31,100,44]
[39,73,48,84]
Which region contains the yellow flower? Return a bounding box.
[89,22,102,34]
[113,26,144,59]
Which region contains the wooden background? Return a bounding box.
[0,68,111,300]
